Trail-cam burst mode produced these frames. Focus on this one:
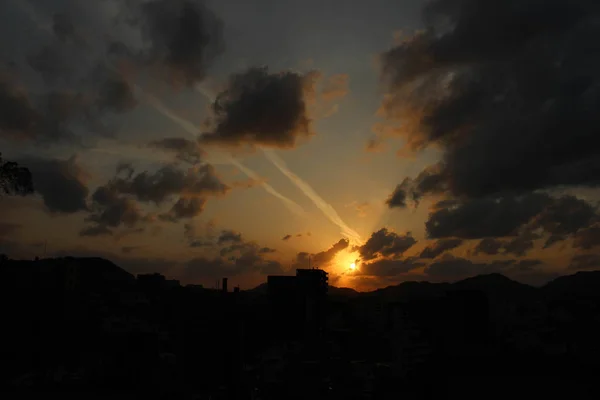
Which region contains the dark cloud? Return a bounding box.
[200,67,318,149]
[502,232,538,257]
[424,256,513,282]
[1,0,224,148]
[292,238,349,269]
[86,185,145,233]
[282,234,292,241]
[426,193,599,254]
[0,223,20,238]
[80,225,113,237]
[474,238,504,256]
[515,259,543,272]
[0,76,80,144]
[82,161,226,233]
[0,71,132,145]
[20,155,89,214]
[419,238,463,259]
[358,228,416,261]
[108,163,228,204]
[382,0,600,200]
[133,0,225,87]
[52,13,76,42]
[159,197,206,222]
[95,76,138,114]
[148,137,205,165]
[217,230,243,245]
[475,233,539,257]
[386,179,409,208]
[184,229,284,281]
[358,257,424,277]
[311,238,350,267]
[121,246,139,255]
[426,193,550,239]
[387,165,447,208]
[425,255,548,283]
[569,254,600,271]
[573,226,600,250]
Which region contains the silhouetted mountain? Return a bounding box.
[328,286,359,298]
[542,270,600,298]
[368,280,450,301]
[453,273,536,297]
[249,282,359,298]
[2,256,134,293]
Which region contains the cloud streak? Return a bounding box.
[262,149,362,244]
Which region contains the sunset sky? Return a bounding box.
[1,0,599,291]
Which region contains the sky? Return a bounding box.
[1,0,600,291]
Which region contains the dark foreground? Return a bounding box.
[2,257,600,399]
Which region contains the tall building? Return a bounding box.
[267,269,328,339]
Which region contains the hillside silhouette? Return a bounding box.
[2,255,599,399]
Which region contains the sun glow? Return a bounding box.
[349,262,356,270]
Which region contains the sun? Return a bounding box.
[349,262,356,270]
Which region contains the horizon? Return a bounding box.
[2,0,600,291]
[3,254,594,293]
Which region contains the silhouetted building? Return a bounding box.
[267,269,329,339]
[222,277,228,293]
[137,273,180,291]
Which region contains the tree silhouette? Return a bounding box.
[0,153,33,196]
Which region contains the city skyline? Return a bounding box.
[1,0,600,291]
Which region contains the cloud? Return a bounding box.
[425,193,599,255]
[574,226,600,250]
[292,238,350,270]
[569,254,600,271]
[80,225,113,237]
[148,137,206,165]
[86,184,145,233]
[217,230,243,245]
[312,238,350,266]
[424,255,522,282]
[200,67,319,149]
[381,0,600,200]
[20,155,89,214]
[159,197,206,222]
[0,223,21,238]
[2,0,224,148]
[358,228,417,261]
[81,160,228,234]
[419,238,463,259]
[52,12,76,43]
[184,219,216,247]
[282,234,292,241]
[387,164,447,208]
[321,74,349,100]
[184,229,284,281]
[426,193,561,239]
[0,75,83,144]
[358,257,424,277]
[128,0,225,87]
[109,163,229,204]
